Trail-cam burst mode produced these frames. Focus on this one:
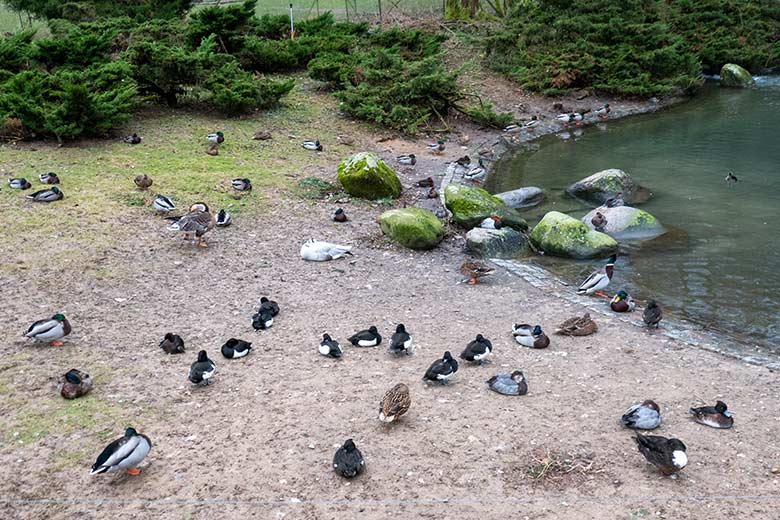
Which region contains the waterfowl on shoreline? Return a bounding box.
[389,324,413,355]
[379,383,411,423]
[168,202,215,247]
[123,133,142,145]
[232,178,252,191]
[8,177,31,189]
[188,350,216,385]
[522,115,540,131]
[423,351,458,384]
[460,259,495,285]
[455,155,471,167]
[427,187,439,198]
[595,104,611,120]
[591,211,607,231]
[514,325,549,349]
[258,296,279,317]
[480,216,502,229]
[427,140,445,154]
[690,400,733,429]
[464,158,487,182]
[503,121,525,133]
[27,186,63,202]
[58,369,92,399]
[571,109,590,125]
[134,174,153,190]
[397,153,417,166]
[634,434,687,477]
[460,334,493,364]
[577,254,616,297]
[159,333,185,354]
[319,333,343,358]
[604,192,624,208]
[207,131,224,145]
[251,309,274,330]
[610,290,636,312]
[221,338,252,359]
[300,239,352,261]
[39,172,59,184]
[303,140,322,151]
[487,371,528,396]
[349,326,381,347]
[215,209,231,227]
[555,313,597,336]
[152,194,175,214]
[511,323,533,337]
[333,208,348,222]
[333,439,364,478]
[24,313,71,347]
[621,400,661,430]
[415,176,433,187]
[91,427,151,476]
[643,300,663,328]
[556,113,574,126]
[725,171,738,185]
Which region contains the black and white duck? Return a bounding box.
[123,133,142,144]
[303,140,323,151]
[232,178,252,191]
[90,427,152,476]
[423,351,458,384]
[24,313,71,347]
[152,194,175,214]
[221,338,252,359]
[215,209,231,227]
[188,350,216,385]
[159,333,185,354]
[389,324,413,355]
[333,439,364,478]
[634,434,687,477]
[251,309,274,330]
[348,326,381,347]
[460,334,493,365]
[319,334,343,358]
[258,296,280,317]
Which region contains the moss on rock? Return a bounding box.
[566,169,651,206]
[337,152,402,199]
[720,63,755,88]
[530,211,618,259]
[582,206,665,240]
[444,184,528,231]
[379,207,444,250]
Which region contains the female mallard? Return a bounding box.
[577,254,616,297]
[487,371,528,396]
[58,369,92,399]
[460,334,492,365]
[91,427,151,476]
[427,140,445,154]
[349,326,381,347]
[303,140,322,151]
[455,155,471,167]
[221,338,252,359]
[464,158,487,182]
[397,153,416,166]
[24,313,71,347]
[188,350,216,385]
[232,178,252,191]
[333,439,364,478]
[27,186,63,202]
[460,259,494,285]
[168,202,215,247]
[415,176,433,188]
[423,351,458,384]
[690,400,733,429]
[319,334,343,358]
[159,333,185,354]
[152,194,175,214]
[123,133,142,145]
[8,178,31,190]
[378,383,411,423]
[389,324,413,355]
[215,209,231,227]
[591,211,607,231]
[253,130,272,140]
[643,300,662,328]
[634,434,687,477]
[594,104,611,120]
[555,313,597,336]
[134,174,153,190]
[610,290,636,312]
[39,172,59,184]
[514,325,549,349]
[621,400,661,430]
[300,239,352,262]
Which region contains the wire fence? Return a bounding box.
[197,0,446,22]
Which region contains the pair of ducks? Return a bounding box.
[252,296,280,330]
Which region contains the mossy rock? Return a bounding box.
[582,206,665,240]
[529,211,617,259]
[466,227,529,259]
[379,207,444,250]
[720,63,755,88]
[443,184,528,231]
[566,169,651,206]
[337,152,402,200]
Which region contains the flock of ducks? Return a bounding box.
[502,104,611,135]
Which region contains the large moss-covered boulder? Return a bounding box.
[720,63,755,88]
[466,227,529,259]
[582,206,665,240]
[566,169,651,206]
[337,152,402,200]
[379,207,444,250]
[530,211,617,259]
[444,184,528,231]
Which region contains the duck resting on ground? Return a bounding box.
[207,131,224,145]
[378,383,411,423]
[594,104,611,120]
[8,178,31,190]
[152,194,175,214]
[333,439,364,479]
[27,186,63,202]
[621,400,661,430]
[460,334,493,365]
[333,208,348,222]
[555,313,598,336]
[24,313,71,347]
[487,371,528,396]
[460,259,495,285]
[591,211,607,231]
[134,174,153,190]
[300,239,352,261]
[221,338,252,359]
[427,140,445,155]
[159,333,185,354]
[690,400,733,429]
[258,296,280,317]
[319,334,343,358]
[251,309,274,330]
[231,178,252,191]
[215,209,231,227]
[463,158,487,182]
[123,133,142,145]
[643,300,663,328]
[480,216,502,229]
[397,154,417,166]
[577,254,616,297]
[514,325,550,349]
[302,140,323,152]
[423,351,459,384]
[634,434,687,477]
[610,290,636,312]
[39,172,59,184]
[188,350,216,385]
[389,324,413,355]
[168,202,215,247]
[349,326,381,347]
[58,369,92,399]
[91,427,151,476]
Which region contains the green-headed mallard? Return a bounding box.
[460,259,494,285]
[514,325,550,348]
[577,254,616,297]
[610,290,636,312]
[302,140,322,151]
[58,368,92,399]
[39,172,59,184]
[207,131,224,145]
[27,186,63,202]
[378,383,411,423]
[427,140,445,154]
[555,312,598,336]
[134,174,153,190]
[168,202,215,247]
[231,178,252,191]
[8,178,31,190]
[464,158,486,182]
[594,104,611,120]
[397,153,416,166]
[24,313,71,346]
[91,427,151,476]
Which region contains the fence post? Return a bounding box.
[378,0,383,25]
[289,3,295,39]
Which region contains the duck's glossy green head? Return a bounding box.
[530,115,538,121]
[606,254,617,265]
[437,140,444,145]
[51,186,61,194]
[617,290,628,300]
[532,325,542,335]
[64,369,81,384]
[124,427,138,437]
[409,153,415,158]
[52,313,66,321]
[217,131,224,138]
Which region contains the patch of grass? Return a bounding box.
[525,447,599,484]
[624,509,651,520]
[297,176,339,200]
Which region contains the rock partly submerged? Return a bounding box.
[466,227,530,259]
[379,207,445,250]
[494,186,544,210]
[337,152,402,200]
[566,168,651,206]
[720,63,755,88]
[444,184,528,231]
[529,211,617,259]
[582,206,665,240]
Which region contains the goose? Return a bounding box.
[610,290,636,312]
[152,194,175,214]
[8,178,31,189]
[378,383,411,423]
[333,208,348,222]
[251,309,274,330]
[319,334,343,358]
[39,172,59,184]
[576,254,616,297]
[621,400,661,430]
[634,434,687,476]
[487,371,528,396]
[159,333,185,354]
[333,439,364,478]
[91,427,151,476]
[300,239,352,261]
[24,313,71,347]
[221,338,252,359]
[134,174,153,190]
[389,324,413,355]
[348,326,381,347]
[460,334,492,365]
[27,186,63,202]
[188,350,216,385]
[58,369,92,399]
[302,140,322,151]
[258,296,280,317]
[643,300,662,328]
[423,351,458,384]
[215,209,231,226]
[514,325,549,349]
[168,202,215,247]
[690,401,733,429]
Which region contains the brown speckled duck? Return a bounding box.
[378,383,411,423]
[555,313,598,336]
[460,259,495,285]
[58,369,92,399]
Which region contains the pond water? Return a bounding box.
[487,79,780,352]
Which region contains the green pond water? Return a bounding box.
[487,79,780,352]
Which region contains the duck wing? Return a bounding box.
[634,434,672,469]
[25,319,59,338]
[577,270,605,292]
[91,435,141,474]
[170,211,214,234]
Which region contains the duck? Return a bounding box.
[643,300,663,328]
[460,334,493,365]
[300,239,353,261]
[24,313,71,347]
[725,171,738,185]
[591,211,607,231]
[231,178,252,191]
[487,371,528,396]
[621,400,661,430]
[389,324,413,355]
[253,130,272,140]
[302,140,322,152]
[8,178,31,189]
[397,153,417,166]
[58,369,92,399]
[463,158,487,182]
[480,216,502,229]
[134,174,153,190]
[159,333,185,354]
[427,140,445,154]
[215,209,231,227]
[523,115,540,131]
[206,146,219,156]
[168,202,215,247]
[188,350,216,385]
[423,351,459,384]
[604,192,624,208]
[221,338,252,359]
[455,155,471,167]
[90,427,152,476]
[427,187,439,199]
[555,313,598,336]
[39,172,59,184]
[634,434,687,477]
[594,104,611,120]
[333,439,364,479]
[610,290,636,312]
[503,121,524,133]
[27,186,63,202]
[123,133,142,145]
[514,325,550,349]
[690,400,733,429]
[576,254,616,297]
[258,297,279,317]
[319,334,343,358]
[333,208,348,222]
[570,109,590,125]
[415,176,434,188]
[337,134,354,145]
[511,323,534,337]
[460,259,495,285]
[207,131,224,145]
[556,113,575,126]
[348,326,381,347]
[378,383,411,423]
[152,194,175,214]
[251,309,274,330]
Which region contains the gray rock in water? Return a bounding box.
[566,168,652,206]
[494,187,544,210]
[720,63,755,88]
[466,227,529,259]
[582,206,666,240]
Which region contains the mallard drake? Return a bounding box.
[27,186,63,202]
[379,383,411,423]
[303,140,322,151]
[24,313,71,347]
[460,334,493,364]
[423,351,458,384]
[604,192,624,208]
[215,209,231,227]
[39,172,59,184]
[252,309,274,330]
[397,153,416,166]
[514,325,550,349]
[159,333,185,354]
[556,113,574,126]
[221,338,252,359]
[523,115,540,131]
[333,208,348,222]
[91,427,152,476]
[168,202,215,247]
[253,130,272,140]
[349,326,381,347]
[464,158,487,182]
[577,254,616,297]
[333,439,364,478]
[258,296,279,316]
[319,334,343,358]
[690,401,733,429]
[570,109,590,125]
[725,171,738,185]
[643,300,662,328]
[511,323,533,337]
[594,104,611,120]
[591,211,607,231]
[123,133,142,145]
[503,121,524,133]
[232,178,252,191]
[415,176,434,187]
[634,434,687,476]
[610,290,636,312]
[621,400,661,430]
[188,350,216,385]
[207,131,224,145]
[389,324,413,355]
[487,371,528,396]
[480,216,502,229]
[555,313,598,336]
[152,194,175,213]
[460,259,495,285]
[8,178,31,189]
[300,239,352,261]
[134,174,153,190]
[58,369,92,399]
[427,140,445,154]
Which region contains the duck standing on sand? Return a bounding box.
[188,350,216,385]
[570,109,590,126]
[91,427,151,476]
[503,121,525,134]
[58,369,92,399]
[168,202,215,247]
[303,140,323,152]
[397,154,416,166]
[634,434,687,477]
[423,351,459,384]
[333,439,364,478]
[378,383,411,423]
[300,239,352,261]
[319,334,343,358]
[427,140,445,155]
[594,104,611,120]
[513,325,549,349]
[460,334,493,365]
[643,300,663,328]
[577,254,616,297]
[487,371,528,396]
[460,259,495,285]
[690,400,733,429]
[24,313,71,347]
[610,290,636,312]
[621,400,661,430]
[8,178,31,190]
[389,324,413,355]
[556,113,574,127]
[522,115,540,131]
[39,172,59,184]
[27,186,63,202]
[134,174,153,190]
[555,313,597,336]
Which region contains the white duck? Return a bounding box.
[300,239,353,261]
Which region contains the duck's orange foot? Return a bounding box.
[197,241,209,248]
[126,468,141,476]
[467,278,478,285]
[51,340,64,347]
[593,291,609,299]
